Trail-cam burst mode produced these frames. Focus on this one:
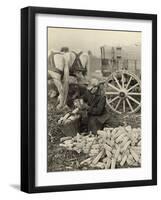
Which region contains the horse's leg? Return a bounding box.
[53,79,64,109]
[54,54,66,109]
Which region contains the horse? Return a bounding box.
[48,49,89,110]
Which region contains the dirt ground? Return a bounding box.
[47,96,141,172]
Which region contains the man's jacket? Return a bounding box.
[82,88,110,124]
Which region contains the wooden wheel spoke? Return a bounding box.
[109,96,119,104]
[115,98,121,110]
[105,92,119,95]
[128,92,141,95]
[123,100,125,112]
[121,73,125,88]
[108,83,120,92]
[126,98,134,112]
[113,74,122,89]
[126,76,132,89]
[127,83,139,92]
[128,95,140,105]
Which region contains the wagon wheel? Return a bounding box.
[105,70,141,114]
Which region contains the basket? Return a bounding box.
[62,118,80,137]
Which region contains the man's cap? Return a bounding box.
[87,78,106,90]
[87,78,99,90]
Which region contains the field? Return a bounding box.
[47,96,141,172]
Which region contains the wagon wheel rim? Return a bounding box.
[105,70,141,114]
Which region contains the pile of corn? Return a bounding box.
[59,126,141,169]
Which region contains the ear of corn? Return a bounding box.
[111,158,116,169]
[120,154,128,166]
[92,150,104,165]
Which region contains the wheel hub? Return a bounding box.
[119,91,125,98]
[119,89,127,99]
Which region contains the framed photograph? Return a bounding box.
[21,6,157,193]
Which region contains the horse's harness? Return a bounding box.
[70,51,86,76]
[48,51,87,78]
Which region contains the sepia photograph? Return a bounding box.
[47,27,141,172]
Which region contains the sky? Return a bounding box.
[48,27,141,57]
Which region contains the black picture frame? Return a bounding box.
[21,6,157,193]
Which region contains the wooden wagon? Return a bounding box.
[100,45,141,114]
